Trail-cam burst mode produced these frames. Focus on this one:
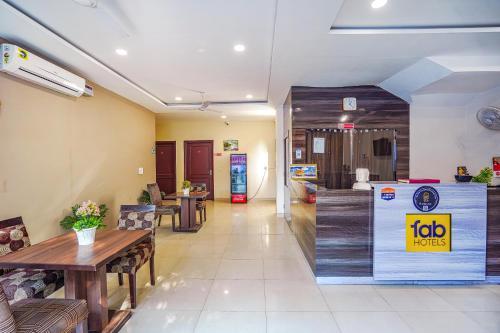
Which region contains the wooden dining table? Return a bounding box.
[0,229,151,333]
[165,191,209,232]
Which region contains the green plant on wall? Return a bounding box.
[138,190,152,204]
[182,180,191,189]
[472,167,493,185]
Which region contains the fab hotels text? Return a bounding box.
[406,214,451,252]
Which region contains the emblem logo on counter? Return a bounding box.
[381,187,395,201]
[406,214,451,252]
[413,186,439,212]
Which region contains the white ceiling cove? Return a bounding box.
[1,0,500,118]
[333,0,500,29]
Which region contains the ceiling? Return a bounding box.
[1,0,500,119]
[333,0,500,29]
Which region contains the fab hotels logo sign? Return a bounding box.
[406,214,451,252]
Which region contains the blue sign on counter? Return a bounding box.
[412,186,439,212]
[381,187,396,201]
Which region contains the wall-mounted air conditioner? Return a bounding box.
[0,43,85,97]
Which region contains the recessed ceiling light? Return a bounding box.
[233,44,246,52]
[245,94,253,99]
[115,48,128,56]
[174,96,183,101]
[221,115,227,119]
[371,0,387,9]
[340,115,348,122]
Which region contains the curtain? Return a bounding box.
[306,129,396,189]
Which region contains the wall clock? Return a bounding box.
[343,97,357,111]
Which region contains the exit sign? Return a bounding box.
[338,123,355,129]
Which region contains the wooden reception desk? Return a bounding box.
[289,180,500,283]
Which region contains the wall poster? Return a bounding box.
[313,137,325,153]
[493,156,500,178]
[223,140,239,151]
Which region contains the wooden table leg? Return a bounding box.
[64,270,86,300]
[189,198,197,228]
[65,267,108,332]
[85,266,108,332]
[180,197,190,230]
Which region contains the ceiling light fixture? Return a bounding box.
[340,115,348,122]
[245,94,253,99]
[174,96,183,101]
[233,44,246,52]
[115,48,128,56]
[221,115,227,119]
[72,0,97,8]
[371,0,387,9]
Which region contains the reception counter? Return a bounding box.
[289,180,500,284]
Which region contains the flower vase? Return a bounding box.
[74,227,97,245]
[182,188,190,196]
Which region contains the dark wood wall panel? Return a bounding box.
[292,129,306,164]
[290,85,410,180]
[396,127,410,179]
[487,187,500,276]
[290,181,317,272]
[316,189,373,277]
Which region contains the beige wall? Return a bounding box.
[410,89,500,186]
[156,117,276,199]
[0,74,156,243]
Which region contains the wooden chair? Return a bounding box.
[0,217,64,304]
[106,205,156,309]
[0,284,88,333]
[147,183,181,230]
[191,183,207,223]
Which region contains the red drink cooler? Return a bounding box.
[230,154,247,203]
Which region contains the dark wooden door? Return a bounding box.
[184,140,214,200]
[156,141,176,195]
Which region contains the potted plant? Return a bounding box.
[472,167,494,185]
[60,200,108,245]
[138,190,152,204]
[182,180,191,196]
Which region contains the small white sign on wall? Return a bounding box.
[313,137,325,154]
[295,149,302,159]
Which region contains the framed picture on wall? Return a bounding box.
[223,140,239,151]
[494,157,500,178]
[290,164,318,180]
[313,137,325,154]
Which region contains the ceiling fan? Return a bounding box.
[195,94,223,114]
[477,106,500,130]
[165,93,224,114]
[164,88,267,118]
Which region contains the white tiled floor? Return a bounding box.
[64,200,500,332]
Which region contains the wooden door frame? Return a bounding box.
[184,140,214,200]
[155,141,176,194]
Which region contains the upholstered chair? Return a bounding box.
[0,217,64,304]
[0,284,88,333]
[191,183,208,223]
[106,205,156,309]
[147,183,181,230]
